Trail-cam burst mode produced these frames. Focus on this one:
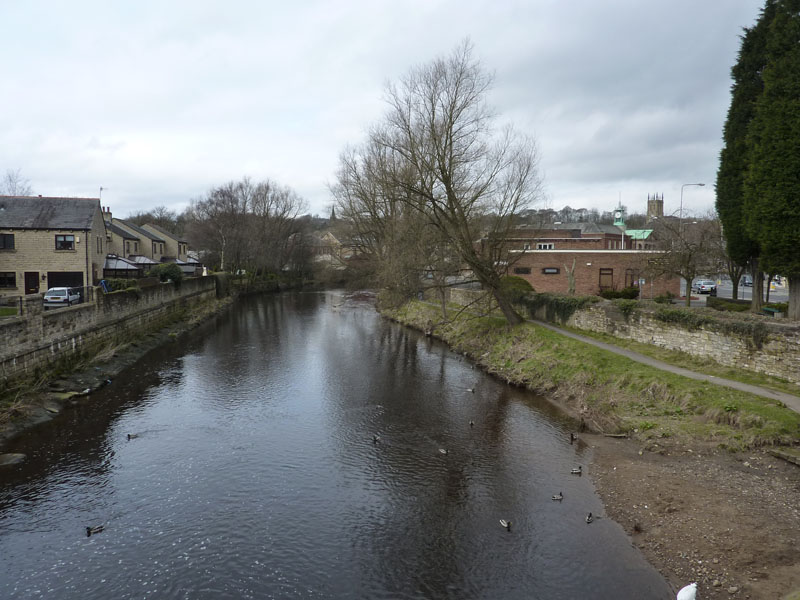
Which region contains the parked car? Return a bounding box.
[741,275,753,287]
[692,279,717,294]
[43,287,81,309]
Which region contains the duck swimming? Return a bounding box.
[438,448,448,455]
[86,525,104,537]
[585,513,594,524]
[570,432,577,444]
[126,434,139,440]
[551,492,563,501]
[499,519,512,531]
[372,435,380,444]
[466,388,475,393]
[571,466,582,475]
[469,420,474,427]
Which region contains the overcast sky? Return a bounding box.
[1,1,763,220]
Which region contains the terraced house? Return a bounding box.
[0,195,107,298]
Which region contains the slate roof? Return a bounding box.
[550,222,624,235]
[145,223,186,243]
[0,196,101,230]
[106,221,139,240]
[113,219,165,242]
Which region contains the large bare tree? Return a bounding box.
[336,41,543,325]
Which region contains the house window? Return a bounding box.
[513,267,532,275]
[625,268,638,288]
[537,243,554,250]
[134,242,139,253]
[523,243,531,250]
[126,241,131,254]
[0,272,15,287]
[96,236,102,253]
[0,233,14,249]
[599,268,614,290]
[160,243,164,253]
[542,267,560,274]
[55,235,75,250]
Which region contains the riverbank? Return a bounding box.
[0,295,233,449]
[383,299,800,600]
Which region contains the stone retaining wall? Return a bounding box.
[446,288,800,386]
[1,276,218,382]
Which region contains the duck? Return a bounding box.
[585,512,594,524]
[570,432,577,444]
[571,466,582,475]
[126,434,139,440]
[551,492,563,501]
[86,525,104,537]
[438,448,448,455]
[499,519,512,531]
[676,582,697,600]
[372,435,380,444]
[469,420,475,428]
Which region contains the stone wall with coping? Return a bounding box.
[0,276,217,382]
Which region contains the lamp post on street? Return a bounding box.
[680,183,705,229]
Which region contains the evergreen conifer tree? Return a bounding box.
[743,0,800,319]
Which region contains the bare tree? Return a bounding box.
[1,169,33,196]
[648,213,722,307]
[337,40,543,325]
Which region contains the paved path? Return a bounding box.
[532,320,800,414]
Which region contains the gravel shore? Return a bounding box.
[589,434,800,600]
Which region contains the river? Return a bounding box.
[0,291,673,599]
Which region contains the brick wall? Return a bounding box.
[508,250,680,298]
[0,276,217,381]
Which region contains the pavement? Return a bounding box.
[532,319,800,414]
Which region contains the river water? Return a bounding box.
[0,291,673,599]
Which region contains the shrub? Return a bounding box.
[500,275,534,303]
[148,263,184,286]
[102,278,140,292]
[599,286,640,300]
[707,297,750,312]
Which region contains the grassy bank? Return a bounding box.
[385,300,800,450]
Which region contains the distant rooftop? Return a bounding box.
[0,196,101,230]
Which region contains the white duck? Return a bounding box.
[676,582,697,600]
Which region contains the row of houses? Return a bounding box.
[0,195,201,299]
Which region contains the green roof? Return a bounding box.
[625,229,653,240]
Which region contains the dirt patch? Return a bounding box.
[588,434,800,599]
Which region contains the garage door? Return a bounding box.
[47,271,84,288]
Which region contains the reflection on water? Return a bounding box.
[0,292,673,599]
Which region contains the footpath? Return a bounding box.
[532,319,800,415]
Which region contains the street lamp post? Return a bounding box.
[680,182,705,228]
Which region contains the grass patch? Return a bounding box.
[385,300,800,450]
[0,307,18,317]
[562,326,800,397]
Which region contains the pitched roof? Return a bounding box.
[106,221,139,239]
[112,219,165,242]
[0,196,101,230]
[104,255,142,270]
[550,222,624,235]
[144,223,186,243]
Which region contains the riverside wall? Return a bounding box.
[0,276,218,382]
[448,288,800,386]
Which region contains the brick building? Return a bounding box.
[500,214,679,298]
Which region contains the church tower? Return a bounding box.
[647,193,664,220]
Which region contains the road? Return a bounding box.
[678,279,788,306]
